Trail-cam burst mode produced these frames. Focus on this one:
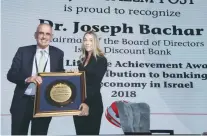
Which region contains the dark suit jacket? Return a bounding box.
[7,45,64,114]
[78,55,107,111]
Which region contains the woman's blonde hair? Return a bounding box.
[79,31,104,63]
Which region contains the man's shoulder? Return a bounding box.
[17,45,36,52]
[49,45,64,54]
[49,45,63,51]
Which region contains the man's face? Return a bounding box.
[35,24,52,48]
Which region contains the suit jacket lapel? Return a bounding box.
[49,46,55,72]
[26,45,36,76]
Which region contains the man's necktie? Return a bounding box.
[38,50,46,72]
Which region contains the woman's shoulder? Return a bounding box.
[97,55,107,63]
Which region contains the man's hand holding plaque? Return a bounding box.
[25,76,42,84]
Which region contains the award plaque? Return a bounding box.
[33,71,86,118]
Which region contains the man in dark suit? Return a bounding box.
[7,23,64,135]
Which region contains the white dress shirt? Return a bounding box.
[24,46,50,96]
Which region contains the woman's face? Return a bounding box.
[83,34,94,52]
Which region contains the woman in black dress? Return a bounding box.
[72,31,107,135]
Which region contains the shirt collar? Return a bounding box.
[36,45,49,54]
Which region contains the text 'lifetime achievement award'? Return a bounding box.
[33,71,86,117]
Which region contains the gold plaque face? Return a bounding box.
[45,80,76,107]
[50,83,72,103]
